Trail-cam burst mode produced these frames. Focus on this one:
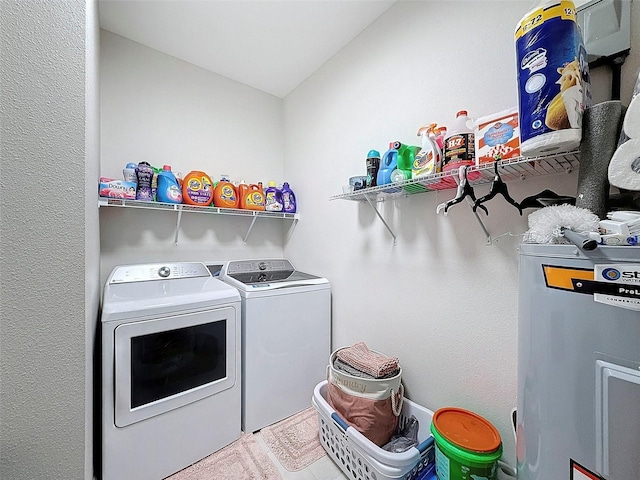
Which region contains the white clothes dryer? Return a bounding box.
[100,262,241,480]
[216,258,331,433]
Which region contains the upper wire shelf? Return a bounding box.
[98,197,299,244]
[330,151,580,202]
[98,197,299,220]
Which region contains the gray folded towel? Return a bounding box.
[333,358,399,379]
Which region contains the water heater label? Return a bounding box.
[593,264,640,311]
[596,264,640,284]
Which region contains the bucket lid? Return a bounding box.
[432,407,501,453]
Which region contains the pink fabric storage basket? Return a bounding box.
[327,347,404,446]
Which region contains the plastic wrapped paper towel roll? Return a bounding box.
[623,94,640,139]
[515,1,591,157]
[608,92,640,191]
[608,139,640,191]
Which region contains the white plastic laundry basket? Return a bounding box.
[312,380,434,480]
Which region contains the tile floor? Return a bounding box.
[253,430,348,480]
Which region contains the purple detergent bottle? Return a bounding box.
[135,161,154,200]
[265,181,283,212]
[281,182,297,213]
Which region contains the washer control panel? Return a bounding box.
[225,259,292,274]
[108,262,211,284]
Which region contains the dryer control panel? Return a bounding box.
[108,262,211,284]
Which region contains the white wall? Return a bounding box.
[99,31,289,284]
[284,0,640,465]
[0,1,100,479]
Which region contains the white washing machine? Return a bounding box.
[100,262,241,480]
[215,258,331,433]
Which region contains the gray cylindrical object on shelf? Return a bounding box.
[576,100,625,219]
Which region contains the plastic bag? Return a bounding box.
[382,415,419,453]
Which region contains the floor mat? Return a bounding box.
[260,407,326,472]
[166,433,282,480]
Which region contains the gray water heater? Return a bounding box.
[517,244,640,480]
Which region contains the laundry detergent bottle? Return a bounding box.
[239,181,266,211]
[123,163,137,183]
[134,161,154,200]
[281,182,297,213]
[213,175,240,208]
[156,165,183,204]
[393,141,421,181]
[264,181,283,212]
[377,145,399,186]
[182,170,214,206]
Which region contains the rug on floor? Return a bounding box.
[260,407,326,472]
[166,433,282,480]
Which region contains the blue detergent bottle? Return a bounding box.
[156,165,183,204]
[281,182,297,213]
[377,145,399,186]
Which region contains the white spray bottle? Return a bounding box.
[412,123,442,178]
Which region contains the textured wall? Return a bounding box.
[0,1,92,479]
[85,1,101,478]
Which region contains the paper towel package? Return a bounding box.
[515,1,591,157]
[475,109,521,166]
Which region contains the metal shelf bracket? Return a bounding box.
[364,195,397,245]
[243,215,258,244]
[174,207,183,245]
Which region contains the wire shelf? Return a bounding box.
[98,197,299,220]
[98,197,299,244]
[330,151,580,202]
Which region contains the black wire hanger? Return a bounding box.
[519,189,576,209]
[473,162,522,215]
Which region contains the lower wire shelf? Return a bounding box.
[330,151,580,244]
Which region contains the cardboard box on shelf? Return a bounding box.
[475,108,520,166]
[99,177,137,199]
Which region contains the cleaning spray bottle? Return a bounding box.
[265,181,283,212]
[156,165,183,204]
[412,124,442,178]
[434,126,447,150]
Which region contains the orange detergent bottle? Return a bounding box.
[239,181,265,211]
[182,170,214,206]
[213,175,240,208]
